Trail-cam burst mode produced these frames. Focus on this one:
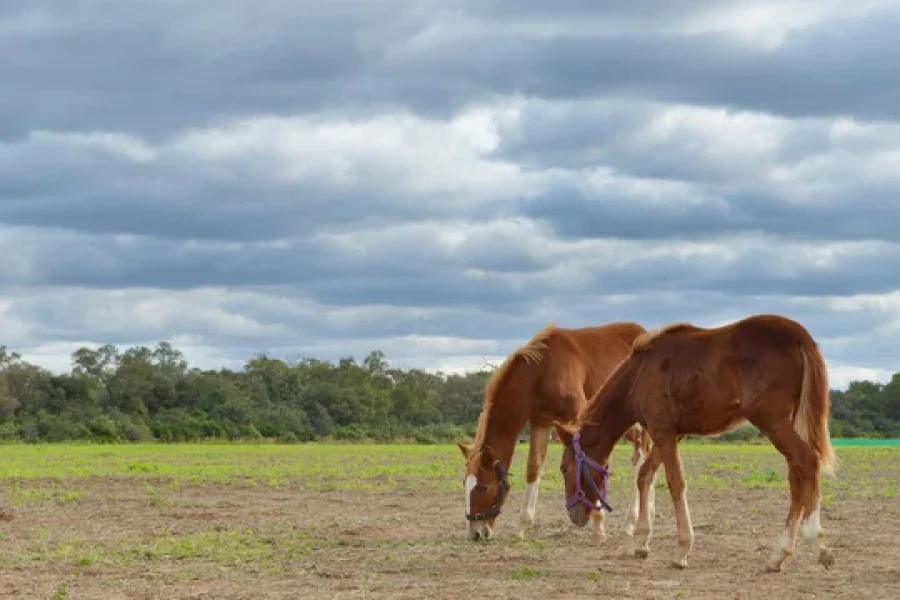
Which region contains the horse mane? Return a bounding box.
[465,324,556,471]
[631,322,701,353]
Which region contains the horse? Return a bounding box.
[556,314,837,572]
[456,321,654,542]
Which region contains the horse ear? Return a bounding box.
[457,442,472,458]
[480,444,496,467]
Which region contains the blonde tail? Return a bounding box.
[794,344,837,476]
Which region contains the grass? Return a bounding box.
[1,442,897,496]
[509,566,541,580]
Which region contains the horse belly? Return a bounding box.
[676,398,744,436]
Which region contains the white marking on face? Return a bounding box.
[465,474,477,517]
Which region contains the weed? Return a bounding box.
[49,583,69,600]
[509,566,541,580]
[142,482,168,508]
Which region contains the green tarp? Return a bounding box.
[832,438,900,446]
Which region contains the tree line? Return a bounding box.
[0,343,898,443]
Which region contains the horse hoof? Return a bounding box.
[672,558,688,569]
[634,548,649,559]
[819,549,835,569]
[765,560,783,573]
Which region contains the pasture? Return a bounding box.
[1,442,899,599]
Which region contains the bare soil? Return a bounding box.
[2,477,898,599]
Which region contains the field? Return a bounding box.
[1,443,899,599]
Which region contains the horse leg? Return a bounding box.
[754,419,818,572]
[625,427,645,536]
[590,430,617,543]
[590,502,608,543]
[654,435,694,568]
[626,449,644,537]
[625,433,660,535]
[802,493,835,569]
[518,425,551,538]
[632,443,664,558]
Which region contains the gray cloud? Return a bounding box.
[427,6,900,118]
[4,284,892,384]
[525,185,900,244]
[3,223,898,303]
[4,0,900,142]
[1,0,899,388]
[0,0,434,137]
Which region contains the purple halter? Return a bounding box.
[565,432,613,513]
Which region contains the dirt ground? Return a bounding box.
[1,473,899,599]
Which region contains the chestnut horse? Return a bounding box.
[557,314,836,572]
[457,322,653,542]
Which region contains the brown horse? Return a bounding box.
[556,314,836,572]
[457,322,654,542]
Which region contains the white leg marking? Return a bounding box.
[767,518,800,572]
[672,488,694,569]
[771,529,792,562]
[802,502,822,540]
[521,480,540,528]
[591,503,607,543]
[802,499,835,568]
[518,426,551,538]
[627,451,646,536]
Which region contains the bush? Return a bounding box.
[333,425,367,441]
[88,415,123,443]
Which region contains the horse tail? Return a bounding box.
[794,343,836,476]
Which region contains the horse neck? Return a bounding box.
[586,406,636,467]
[582,369,638,465]
[479,387,531,469]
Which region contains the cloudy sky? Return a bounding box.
[2,0,899,388]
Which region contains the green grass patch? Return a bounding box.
[0,442,897,499]
[509,566,541,580]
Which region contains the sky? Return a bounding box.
[2,0,900,389]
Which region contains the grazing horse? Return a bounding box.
[557,314,837,572]
[457,322,654,542]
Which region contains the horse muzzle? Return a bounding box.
[568,503,590,527]
[468,520,492,541]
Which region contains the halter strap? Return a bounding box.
[565,432,613,513]
[465,461,511,522]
